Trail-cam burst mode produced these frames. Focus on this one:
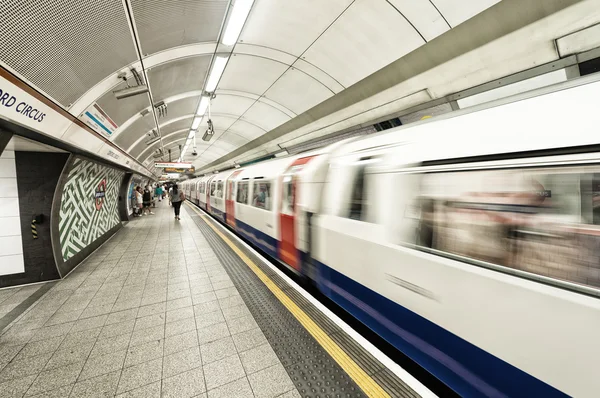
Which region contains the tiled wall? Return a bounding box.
[0,150,24,276]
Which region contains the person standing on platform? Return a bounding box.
[155,185,163,202]
[143,186,154,215]
[169,183,185,220]
[135,186,143,217]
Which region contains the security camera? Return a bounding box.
[192,150,198,156]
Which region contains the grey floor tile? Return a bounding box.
[239,343,280,375]
[136,302,166,319]
[220,304,252,322]
[167,289,191,301]
[116,357,162,394]
[195,310,225,329]
[0,374,36,397]
[14,337,62,362]
[79,304,113,320]
[193,301,220,316]
[115,380,160,398]
[129,324,164,348]
[166,297,193,311]
[105,308,138,326]
[165,317,196,338]
[44,309,84,326]
[197,322,230,345]
[29,323,74,343]
[163,346,202,378]
[98,319,135,340]
[203,354,246,391]
[248,364,295,398]
[133,314,165,332]
[207,376,254,398]
[231,328,267,353]
[276,389,302,398]
[89,333,131,358]
[164,330,198,356]
[79,350,127,381]
[71,315,108,333]
[200,337,237,365]
[44,341,94,370]
[69,370,120,397]
[26,383,74,397]
[0,352,52,382]
[124,339,163,368]
[218,295,245,309]
[0,343,24,365]
[226,315,259,335]
[166,306,194,324]
[192,292,218,305]
[161,367,205,398]
[139,294,166,307]
[211,280,235,291]
[26,361,85,396]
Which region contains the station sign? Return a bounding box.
[80,103,118,137]
[155,162,193,169]
[164,167,195,173]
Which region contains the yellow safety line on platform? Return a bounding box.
[185,203,390,398]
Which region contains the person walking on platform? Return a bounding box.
[169,183,185,220]
[143,186,154,215]
[134,186,143,217]
[155,185,163,202]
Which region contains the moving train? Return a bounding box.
[182,76,600,398]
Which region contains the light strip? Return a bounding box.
[191,117,202,130]
[188,130,196,139]
[197,96,210,115]
[205,56,229,92]
[222,0,255,46]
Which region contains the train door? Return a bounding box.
[279,156,314,271]
[226,170,243,228]
[206,176,215,212]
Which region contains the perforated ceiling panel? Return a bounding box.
[114,113,156,150]
[0,1,137,107]
[147,56,212,102]
[131,0,228,55]
[96,77,152,125]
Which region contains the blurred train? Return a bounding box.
[182,76,600,398]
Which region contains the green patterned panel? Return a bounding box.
[58,158,124,261]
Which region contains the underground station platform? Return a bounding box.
[0,201,432,398]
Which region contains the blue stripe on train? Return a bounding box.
[234,219,279,259]
[315,260,567,398]
[209,207,226,224]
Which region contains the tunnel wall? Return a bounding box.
[52,155,125,277]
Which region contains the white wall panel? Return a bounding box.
[302,0,425,87]
[218,54,288,95]
[210,94,255,116]
[239,0,353,56]
[387,0,450,41]
[228,119,266,141]
[264,68,333,114]
[431,0,500,27]
[0,150,23,276]
[242,101,291,131]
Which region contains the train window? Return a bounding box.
[252,181,271,210]
[210,182,216,197]
[216,181,223,198]
[281,175,294,215]
[347,166,371,222]
[237,181,248,204]
[200,182,205,194]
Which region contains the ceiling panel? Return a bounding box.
[216,131,249,147]
[241,101,292,131]
[210,95,255,117]
[218,54,288,95]
[147,56,211,102]
[227,119,266,141]
[158,97,198,124]
[137,130,188,160]
[131,0,228,55]
[264,68,333,114]
[96,77,152,126]
[239,0,353,56]
[114,113,156,150]
[387,0,450,41]
[302,0,425,87]
[431,0,501,27]
[128,116,192,158]
[0,0,137,107]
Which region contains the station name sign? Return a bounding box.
[155,162,193,169]
[0,86,46,123]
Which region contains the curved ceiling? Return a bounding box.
[1,0,597,175]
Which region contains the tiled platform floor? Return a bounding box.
[0,285,45,319]
[0,201,300,397]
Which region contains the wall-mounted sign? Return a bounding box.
[80,103,118,137]
[95,178,107,210]
[165,167,195,173]
[155,162,192,169]
[0,85,47,123]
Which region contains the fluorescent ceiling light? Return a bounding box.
[197,96,210,115]
[191,117,202,130]
[205,56,228,92]
[222,0,255,46]
[188,130,195,139]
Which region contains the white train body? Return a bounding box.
[184,76,600,397]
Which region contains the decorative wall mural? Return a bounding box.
[59,158,124,261]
